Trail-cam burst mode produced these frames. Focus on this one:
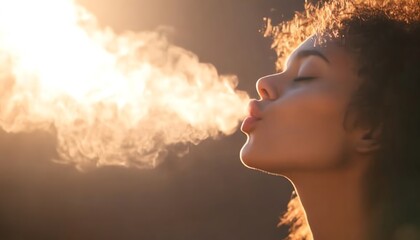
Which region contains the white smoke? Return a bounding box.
[0,0,249,170]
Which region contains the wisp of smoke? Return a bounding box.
[0,0,249,170]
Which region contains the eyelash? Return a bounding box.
[293,76,316,82]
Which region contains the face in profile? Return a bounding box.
[240,36,364,174]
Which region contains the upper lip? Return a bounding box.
[247,99,263,119]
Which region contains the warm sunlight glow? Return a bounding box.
[264,0,419,72]
[0,0,249,170]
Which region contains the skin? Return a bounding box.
[240,36,381,240]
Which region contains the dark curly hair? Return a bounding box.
[265,0,420,239]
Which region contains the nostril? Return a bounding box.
[256,74,279,100]
[259,88,269,99]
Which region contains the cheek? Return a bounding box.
[241,89,350,173]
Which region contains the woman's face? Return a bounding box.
[240,36,362,174]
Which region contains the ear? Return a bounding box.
[351,125,382,154]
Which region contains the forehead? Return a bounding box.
[285,36,352,70]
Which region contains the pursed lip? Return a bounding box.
[241,99,262,133]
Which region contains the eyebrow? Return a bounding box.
[286,49,330,68]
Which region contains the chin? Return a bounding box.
[240,139,271,172]
[240,139,258,169]
[240,139,294,176]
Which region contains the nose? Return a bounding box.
[256,74,279,100]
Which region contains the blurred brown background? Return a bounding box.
[0,0,305,239]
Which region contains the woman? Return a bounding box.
[240,0,420,239]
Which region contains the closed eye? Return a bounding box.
[293,76,316,82]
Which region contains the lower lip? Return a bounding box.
[241,116,260,133]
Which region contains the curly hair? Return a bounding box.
[265,0,420,239]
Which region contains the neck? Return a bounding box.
[287,159,371,240]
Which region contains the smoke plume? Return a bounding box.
[0,0,249,170]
